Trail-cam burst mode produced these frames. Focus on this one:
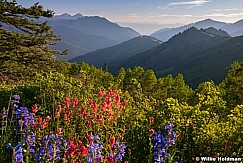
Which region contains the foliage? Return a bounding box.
[1,1,243,162]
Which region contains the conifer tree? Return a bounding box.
[0,0,65,80]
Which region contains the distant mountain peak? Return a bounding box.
[54,13,84,20]
[73,13,83,16]
[62,13,71,16]
[201,27,230,37]
[151,18,228,41]
[168,26,230,42]
[203,18,215,22]
[73,13,84,19]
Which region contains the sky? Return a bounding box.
[17,0,243,34]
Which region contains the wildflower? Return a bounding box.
[77,140,82,146]
[153,124,176,163]
[93,102,98,109]
[115,95,120,103]
[225,140,231,149]
[79,145,88,156]
[94,134,100,141]
[92,103,98,115]
[63,116,69,123]
[98,91,104,97]
[57,105,62,112]
[165,123,174,131]
[106,154,114,163]
[88,141,104,162]
[189,122,193,126]
[106,97,112,106]
[64,97,70,105]
[108,111,113,119]
[29,113,35,126]
[55,111,60,118]
[150,117,155,123]
[12,95,20,108]
[123,100,128,106]
[108,88,114,95]
[32,104,38,113]
[14,144,23,163]
[149,129,155,135]
[86,120,92,127]
[6,143,12,149]
[101,102,107,111]
[57,128,62,135]
[87,99,93,106]
[98,115,105,124]
[37,134,68,161]
[24,133,36,147]
[66,109,71,116]
[41,121,47,129]
[110,137,115,147]
[79,108,88,118]
[72,98,78,107]
[45,116,51,122]
[38,117,43,124]
[86,133,94,145]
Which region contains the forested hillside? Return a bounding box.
[0,1,242,163]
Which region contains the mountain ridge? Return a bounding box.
[48,14,141,60]
[70,35,162,68]
[151,18,243,41]
[120,27,243,87]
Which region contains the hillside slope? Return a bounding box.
[70,36,162,69]
[120,27,243,87]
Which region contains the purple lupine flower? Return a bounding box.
[165,123,174,131]
[24,133,36,147]
[36,134,68,162]
[114,153,122,161]
[119,144,126,156]
[29,113,35,125]
[15,106,34,130]
[13,142,23,163]
[109,140,126,162]
[6,143,13,149]
[153,124,176,163]
[12,95,20,108]
[87,140,104,162]
[94,134,99,141]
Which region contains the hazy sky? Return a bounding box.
[17,0,243,34]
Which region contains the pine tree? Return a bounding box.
[221,61,243,107]
[0,0,66,81]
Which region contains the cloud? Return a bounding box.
[204,12,243,18]
[169,0,211,6]
[128,14,141,18]
[214,8,239,12]
[157,6,168,10]
[150,14,193,18]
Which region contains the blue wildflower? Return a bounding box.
[153,124,176,163]
[12,142,23,163]
[6,143,12,149]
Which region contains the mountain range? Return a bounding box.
[151,18,243,41]
[70,35,162,68]
[49,14,140,60]
[50,14,243,65]
[2,12,243,88]
[71,27,243,88]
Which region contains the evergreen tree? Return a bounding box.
[140,69,157,95]
[0,0,65,80]
[221,61,243,107]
